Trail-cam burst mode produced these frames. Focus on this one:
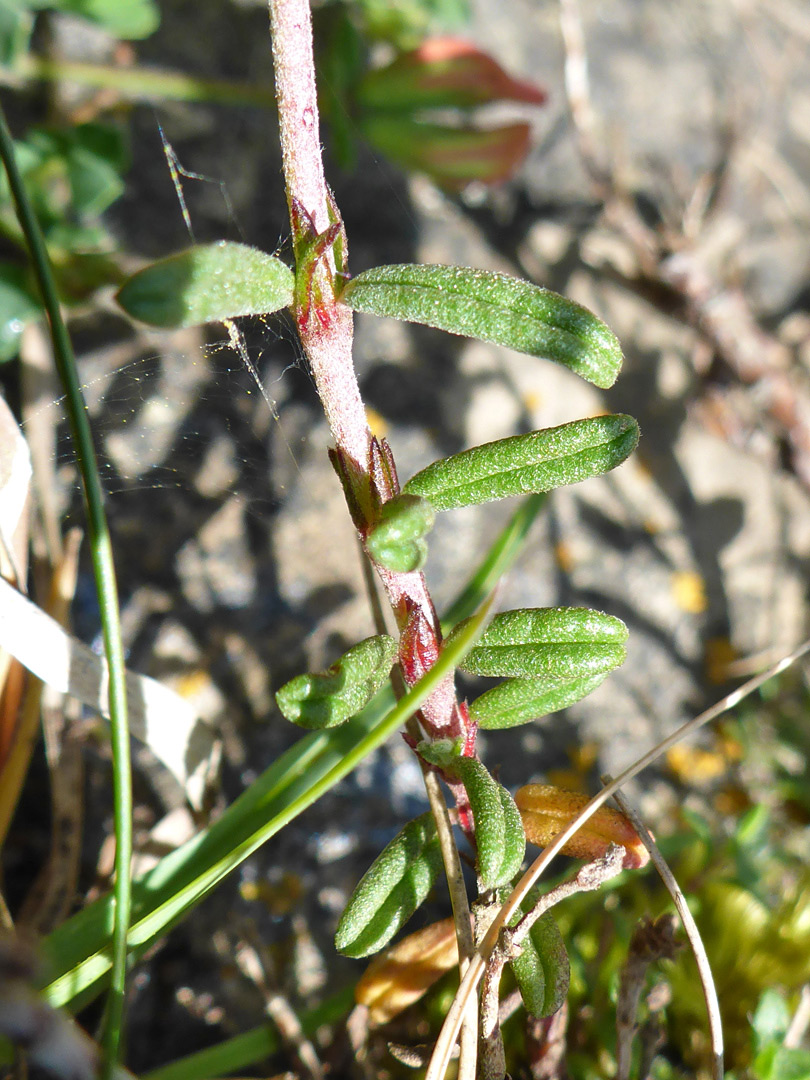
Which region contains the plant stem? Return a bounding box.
[268,0,368,467]
[0,107,132,1079]
[267,0,458,734]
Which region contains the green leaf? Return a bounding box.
[454,759,524,888]
[402,414,638,511]
[341,263,624,387]
[496,782,526,884]
[359,115,533,190]
[334,813,443,958]
[470,671,609,729]
[52,0,160,39]
[275,634,398,730]
[509,910,569,1018]
[366,492,435,572]
[0,263,39,361]
[449,606,628,679]
[116,242,294,328]
[457,757,504,887]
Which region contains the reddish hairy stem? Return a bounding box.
[267,0,460,736]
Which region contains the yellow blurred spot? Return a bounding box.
[554,541,574,573]
[366,407,388,438]
[643,517,660,535]
[705,637,737,684]
[239,872,303,915]
[666,743,727,785]
[671,571,707,614]
[713,786,751,817]
[522,389,544,414]
[546,768,586,792]
[175,669,212,698]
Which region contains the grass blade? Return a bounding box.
[42,596,493,1008]
[0,106,131,1079]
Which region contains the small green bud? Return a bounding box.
[367,493,435,573]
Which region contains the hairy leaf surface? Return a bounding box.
[117,241,294,327]
[342,263,624,387]
[403,415,639,511]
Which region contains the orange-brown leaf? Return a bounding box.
[355,916,458,1025]
[515,784,649,869]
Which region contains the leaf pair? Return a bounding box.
[116,247,628,395]
[447,607,628,730]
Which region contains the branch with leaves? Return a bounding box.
[110,0,647,1073]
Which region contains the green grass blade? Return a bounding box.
[42,596,493,1009]
[0,106,132,1079]
[441,492,546,633]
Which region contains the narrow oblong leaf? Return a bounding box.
[335,813,443,958]
[357,38,547,112]
[456,759,525,888]
[341,263,624,388]
[456,757,505,888]
[470,672,609,729]
[496,783,527,884]
[402,415,639,511]
[360,116,533,191]
[366,493,435,573]
[116,241,294,328]
[275,635,398,730]
[515,784,650,869]
[448,607,628,680]
[509,910,569,1018]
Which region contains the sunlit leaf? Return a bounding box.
[456,757,524,888]
[403,415,638,510]
[335,813,443,958]
[275,635,398,730]
[470,671,609,729]
[342,263,625,387]
[116,241,294,328]
[516,784,649,869]
[449,606,628,680]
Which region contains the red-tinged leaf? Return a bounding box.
[360,115,532,190]
[358,37,547,112]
